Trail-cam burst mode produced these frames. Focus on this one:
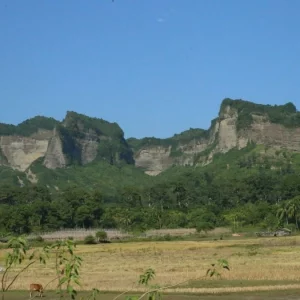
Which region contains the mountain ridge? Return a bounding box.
[1,98,300,179]
[128,98,300,175]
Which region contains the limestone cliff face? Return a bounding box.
[214,104,300,152]
[0,132,50,171]
[2,99,300,176]
[245,121,300,151]
[58,111,134,166]
[130,99,300,175]
[135,146,173,176]
[129,135,210,176]
[0,111,134,172]
[0,127,69,171]
[43,128,67,169]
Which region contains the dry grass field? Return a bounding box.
[28,227,229,241]
[2,235,300,297]
[29,227,200,241]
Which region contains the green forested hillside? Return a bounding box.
[63,111,125,138]
[2,100,300,235]
[0,166,29,186]
[0,116,59,136]
[221,98,300,130]
[29,158,153,195]
[127,128,209,153]
[2,142,300,235]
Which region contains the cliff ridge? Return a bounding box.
[1,98,300,178]
[128,98,300,175]
[0,112,134,173]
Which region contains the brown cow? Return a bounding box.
[29,283,44,298]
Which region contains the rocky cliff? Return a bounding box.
[0,112,134,173]
[128,99,300,175]
[2,99,300,177]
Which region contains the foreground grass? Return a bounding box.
[1,236,300,294]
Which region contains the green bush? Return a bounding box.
[84,235,96,244]
[196,222,214,233]
[95,230,108,243]
[0,235,13,243]
[285,223,297,232]
[162,234,172,241]
[35,235,44,242]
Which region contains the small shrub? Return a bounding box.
[68,236,74,240]
[95,231,108,243]
[35,235,44,242]
[162,234,172,241]
[0,234,13,243]
[285,223,297,232]
[196,222,214,233]
[84,235,96,245]
[0,237,9,243]
[28,235,45,246]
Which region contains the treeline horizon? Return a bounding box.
[1,156,300,236]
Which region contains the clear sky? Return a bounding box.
[1,0,300,138]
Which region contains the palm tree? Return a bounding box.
[287,196,300,230]
[276,201,289,226]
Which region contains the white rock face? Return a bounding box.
[217,117,238,152]
[135,146,173,175]
[43,131,67,169]
[0,136,49,171]
[133,105,300,175]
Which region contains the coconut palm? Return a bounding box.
[287,196,300,230]
[276,201,289,226]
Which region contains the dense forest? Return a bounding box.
[2,142,300,235]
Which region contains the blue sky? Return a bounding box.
[1,0,300,138]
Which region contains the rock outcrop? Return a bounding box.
[129,99,300,175]
[0,111,134,172]
[2,99,300,176]
[0,134,50,171]
[135,146,173,176]
[43,128,67,169]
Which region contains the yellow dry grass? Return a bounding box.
[2,236,300,294]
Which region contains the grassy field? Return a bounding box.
[28,227,231,242]
[1,235,300,298]
[28,227,199,241]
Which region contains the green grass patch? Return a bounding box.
[180,279,299,289]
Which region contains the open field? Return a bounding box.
[2,235,300,297]
[27,227,231,241]
[27,228,200,241]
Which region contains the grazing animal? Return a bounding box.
[29,283,43,298]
